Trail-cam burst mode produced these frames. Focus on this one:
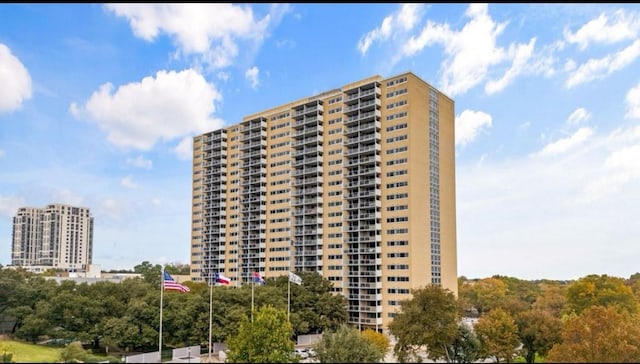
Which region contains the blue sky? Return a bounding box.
[1,3,640,281]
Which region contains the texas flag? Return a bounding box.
[214,272,231,285]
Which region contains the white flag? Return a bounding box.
[289,271,302,285]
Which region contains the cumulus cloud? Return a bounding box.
[455,109,493,147]
[126,155,153,169]
[96,197,130,222]
[173,137,193,160]
[458,123,640,279]
[581,126,640,202]
[626,82,640,119]
[567,107,591,125]
[70,68,224,151]
[0,195,26,217]
[566,39,640,88]
[245,66,259,89]
[358,3,425,55]
[485,38,537,94]
[0,43,32,113]
[105,4,288,69]
[120,175,138,189]
[402,4,542,97]
[50,189,85,207]
[564,9,640,50]
[217,71,230,82]
[535,127,594,157]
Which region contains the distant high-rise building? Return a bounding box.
[11,203,94,272]
[190,72,457,332]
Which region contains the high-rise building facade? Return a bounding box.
[190,72,456,331]
[11,203,94,272]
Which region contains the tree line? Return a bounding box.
[388,273,640,363]
[0,261,347,355]
[2,261,640,363]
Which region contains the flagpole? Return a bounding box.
[251,273,255,323]
[287,277,291,322]
[208,271,213,359]
[159,266,164,357]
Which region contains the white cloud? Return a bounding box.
[151,198,162,207]
[70,68,224,151]
[0,43,32,113]
[567,107,591,125]
[245,66,259,89]
[173,136,193,160]
[455,109,493,147]
[564,58,577,72]
[458,123,640,279]
[0,195,26,217]
[120,175,138,189]
[403,4,511,96]
[566,39,640,88]
[105,4,283,69]
[581,127,640,202]
[275,39,295,49]
[96,197,130,222]
[535,127,594,157]
[485,38,536,94]
[564,10,640,50]
[626,82,640,119]
[126,155,152,169]
[358,3,425,55]
[0,149,4,158]
[217,71,230,82]
[51,189,85,207]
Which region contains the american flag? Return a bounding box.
[163,271,190,292]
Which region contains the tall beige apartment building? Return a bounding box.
[190,72,456,331]
[11,203,94,272]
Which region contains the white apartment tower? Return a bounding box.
[11,203,94,272]
[190,72,457,331]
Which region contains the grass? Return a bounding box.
[0,338,121,363]
[0,338,62,363]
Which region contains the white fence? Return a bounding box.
[125,351,161,363]
[170,345,201,363]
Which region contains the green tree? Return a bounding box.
[474,308,520,363]
[547,305,640,363]
[388,284,460,362]
[447,322,481,363]
[515,309,562,363]
[565,274,639,315]
[3,270,56,335]
[162,291,208,347]
[14,311,50,343]
[165,263,190,275]
[101,291,158,352]
[225,305,298,363]
[313,324,385,363]
[133,261,162,287]
[58,341,90,363]
[287,272,348,335]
